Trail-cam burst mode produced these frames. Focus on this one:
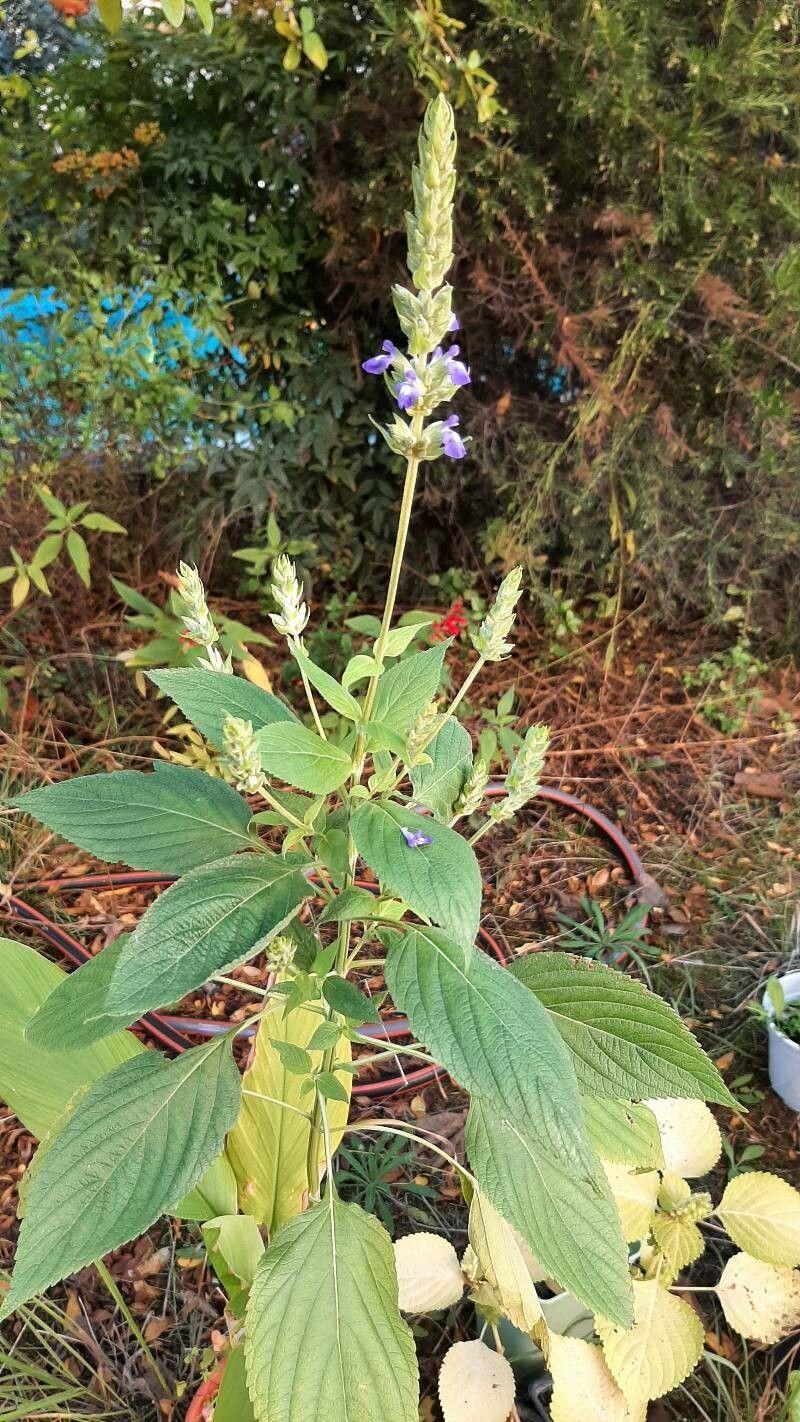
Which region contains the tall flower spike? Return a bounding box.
[405,93,457,296]
[176,561,230,673]
[454,757,489,819]
[471,566,523,661]
[270,554,309,640]
[221,715,264,794]
[406,699,442,766]
[491,724,549,822]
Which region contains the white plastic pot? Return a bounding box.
[764,970,800,1112]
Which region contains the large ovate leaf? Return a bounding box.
[646,1097,722,1178]
[466,1098,632,1326]
[11,763,253,874]
[245,1193,418,1422]
[0,936,141,1141]
[602,1161,659,1243]
[256,722,352,794]
[582,1097,664,1170]
[716,1253,800,1343]
[227,998,351,1232]
[717,1173,800,1267]
[410,719,472,821]
[385,925,599,1173]
[353,805,481,948]
[596,1280,704,1406]
[0,1037,242,1321]
[510,953,735,1107]
[29,854,312,1047]
[149,667,296,747]
[372,644,446,734]
[393,1233,464,1313]
[176,1153,239,1222]
[548,1335,633,1422]
[466,1188,544,1336]
[438,1339,515,1422]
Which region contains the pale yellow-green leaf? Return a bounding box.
[393,1233,464,1313]
[717,1253,800,1343]
[227,998,351,1231]
[582,1098,664,1170]
[647,1097,721,1178]
[548,1334,632,1422]
[467,1187,545,1336]
[438,1339,515,1422]
[602,1162,659,1243]
[650,1211,705,1282]
[718,1173,800,1267]
[596,1280,704,1406]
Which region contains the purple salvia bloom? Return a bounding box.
[401,826,432,849]
[444,344,470,387]
[448,313,460,332]
[395,369,423,411]
[442,414,466,460]
[362,339,397,375]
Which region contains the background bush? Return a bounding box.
[1,0,798,645]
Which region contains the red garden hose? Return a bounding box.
[3,783,650,1098]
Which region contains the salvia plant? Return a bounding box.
[2,97,800,1422]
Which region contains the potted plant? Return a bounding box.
[2,96,800,1422]
[759,973,800,1111]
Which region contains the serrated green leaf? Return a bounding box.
[410,719,472,821]
[79,512,126,533]
[510,953,736,1106]
[315,1070,350,1103]
[296,652,360,720]
[0,1037,241,1321]
[342,654,381,690]
[12,764,253,874]
[148,667,296,748]
[352,801,480,948]
[245,1195,418,1422]
[372,644,446,734]
[318,886,380,925]
[466,1098,632,1327]
[272,1039,313,1075]
[386,925,608,1177]
[581,1097,664,1169]
[214,1346,256,1422]
[596,1280,704,1405]
[256,722,352,794]
[322,974,380,1024]
[381,622,429,658]
[36,485,67,518]
[28,855,312,1046]
[31,533,63,569]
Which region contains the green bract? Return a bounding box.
[0,95,776,1422]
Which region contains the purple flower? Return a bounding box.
[444,344,470,387]
[448,312,460,332]
[395,369,423,411]
[442,414,466,460]
[401,826,432,849]
[362,340,397,375]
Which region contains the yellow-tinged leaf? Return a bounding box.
[596,1280,704,1406]
[647,1098,721,1178]
[718,1173,800,1267]
[227,997,350,1231]
[602,1162,659,1243]
[240,656,272,692]
[467,1187,545,1336]
[393,1233,464,1313]
[438,1339,515,1422]
[548,1334,632,1422]
[717,1253,800,1343]
[650,1212,705,1282]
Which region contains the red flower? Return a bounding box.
[431,598,468,642]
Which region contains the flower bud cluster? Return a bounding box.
[176,562,231,673]
[405,94,457,296]
[406,700,442,767]
[471,567,523,662]
[454,758,489,819]
[270,554,309,640]
[221,715,264,795]
[490,724,549,822]
[266,935,296,974]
